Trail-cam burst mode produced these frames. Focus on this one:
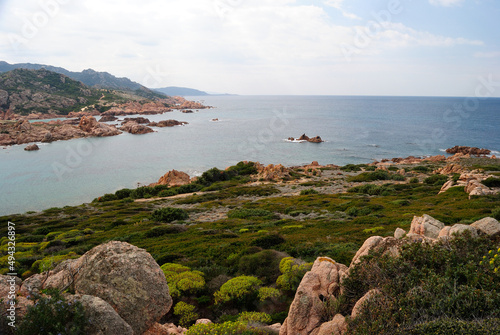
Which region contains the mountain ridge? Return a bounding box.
[0,61,165,99]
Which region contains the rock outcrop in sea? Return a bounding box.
[288,134,324,143]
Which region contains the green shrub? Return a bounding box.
[343,234,500,334]
[237,311,272,324]
[405,318,500,335]
[483,177,500,188]
[411,166,430,173]
[493,207,500,221]
[238,250,285,285]
[97,193,118,202]
[226,161,258,176]
[227,208,276,220]
[151,207,189,223]
[276,257,312,292]
[177,183,204,194]
[341,164,362,172]
[32,252,79,272]
[348,184,395,196]
[130,186,153,199]
[214,276,262,305]
[300,189,319,195]
[410,177,419,184]
[424,174,449,186]
[257,287,281,302]
[348,170,405,183]
[158,189,179,197]
[115,188,132,199]
[196,168,230,186]
[161,263,205,297]
[174,302,199,327]
[186,321,249,335]
[250,234,285,249]
[144,225,187,238]
[16,290,87,335]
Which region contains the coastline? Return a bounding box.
[1,148,498,217]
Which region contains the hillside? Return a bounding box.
[0,68,105,115]
[0,61,166,100]
[0,155,499,333]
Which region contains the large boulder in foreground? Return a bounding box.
[75,294,134,335]
[408,214,444,240]
[75,241,172,335]
[280,257,348,335]
[471,217,500,236]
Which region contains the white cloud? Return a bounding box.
[429,0,465,7]
[324,0,361,20]
[0,0,489,95]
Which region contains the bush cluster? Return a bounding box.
[347,170,405,183]
[16,290,87,335]
[151,207,189,223]
[342,233,500,334]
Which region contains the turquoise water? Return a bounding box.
[1,95,499,216]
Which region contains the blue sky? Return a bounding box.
[0,0,499,96]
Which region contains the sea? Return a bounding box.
[1,95,499,216]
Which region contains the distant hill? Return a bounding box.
[154,86,209,96]
[0,68,105,115]
[0,61,166,100]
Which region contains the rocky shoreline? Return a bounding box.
[0,96,210,147]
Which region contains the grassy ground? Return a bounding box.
[1,157,499,325]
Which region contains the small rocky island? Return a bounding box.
[288,133,324,143]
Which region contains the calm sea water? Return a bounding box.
[1,95,499,216]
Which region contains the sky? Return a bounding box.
[0,0,499,96]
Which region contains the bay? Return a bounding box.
[1,95,499,216]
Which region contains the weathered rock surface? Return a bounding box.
[98,115,118,122]
[149,119,188,127]
[122,117,151,124]
[313,314,347,335]
[75,294,134,335]
[351,289,382,319]
[79,116,121,137]
[257,163,291,181]
[408,214,445,239]
[295,134,324,143]
[150,169,191,187]
[350,236,403,267]
[394,228,406,239]
[24,143,39,151]
[439,224,478,239]
[120,121,154,134]
[280,257,348,335]
[75,241,172,335]
[471,217,500,236]
[446,146,491,156]
[142,322,187,335]
[104,101,172,116]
